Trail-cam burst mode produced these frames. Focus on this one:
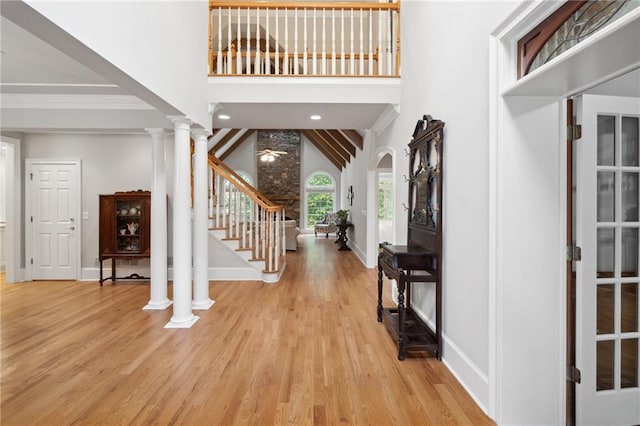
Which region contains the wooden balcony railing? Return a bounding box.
[208,154,286,273]
[209,1,400,77]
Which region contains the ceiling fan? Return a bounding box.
[256,148,287,162]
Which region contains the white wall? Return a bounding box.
[25,0,210,128]
[498,97,564,425]
[372,0,518,413]
[22,133,159,273]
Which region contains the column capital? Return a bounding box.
[191,128,211,140]
[167,116,193,130]
[145,128,168,136]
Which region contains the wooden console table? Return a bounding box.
[336,222,352,250]
[378,243,441,360]
[376,115,444,361]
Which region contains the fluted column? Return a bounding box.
[191,128,214,310]
[144,128,172,310]
[165,117,199,328]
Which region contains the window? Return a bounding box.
[378,172,393,220]
[305,172,335,229]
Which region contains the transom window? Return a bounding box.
[518,0,640,78]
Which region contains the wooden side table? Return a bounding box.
[336,222,352,250]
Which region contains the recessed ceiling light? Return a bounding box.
[218,114,230,120]
[310,115,322,120]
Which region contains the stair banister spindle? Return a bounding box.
[265,8,270,74]
[340,9,345,75]
[255,7,260,75]
[312,8,317,74]
[227,7,232,74]
[293,8,298,74]
[368,9,373,75]
[246,7,250,75]
[216,8,222,74]
[377,9,382,76]
[303,8,307,75]
[350,9,354,75]
[387,10,392,75]
[283,8,289,75]
[275,8,279,75]
[241,193,246,247]
[331,8,336,75]
[236,7,242,74]
[359,8,364,75]
[321,8,326,74]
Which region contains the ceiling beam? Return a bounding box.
[301,130,345,169]
[326,130,356,158]
[220,129,256,161]
[210,128,240,154]
[341,129,363,150]
[315,130,351,163]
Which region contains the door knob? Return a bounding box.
[69,226,75,230]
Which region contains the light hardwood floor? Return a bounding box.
[1,236,494,425]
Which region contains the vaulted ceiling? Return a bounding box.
[209,128,363,169]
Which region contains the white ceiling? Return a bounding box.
[1,14,395,133]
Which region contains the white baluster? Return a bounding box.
[332,8,336,75]
[236,7,242,74]
[359,8,364,75]
[350,9,355,75]
[246,7,250,75]
[368,9,373,75]
[283,8,289,75]
[340,9,345,75]
[312,8,317,74]
[303,8,307,75]
[294,8,298,75]
[217,8,222,74]
[321,9,326,74]
[255,7,260,74]
[378,9,382,76]
[266,8,270,74]
[227,8,232,74]
[275,8,279,75]
[387,10,392,76]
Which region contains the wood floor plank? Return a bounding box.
[0,236,494,425]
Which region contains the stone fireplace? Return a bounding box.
[257,130,301,224]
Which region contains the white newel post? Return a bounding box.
[191,129,214,310]
[144,128,172,310]
[165,117,199,328]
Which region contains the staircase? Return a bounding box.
[206,154,286,283]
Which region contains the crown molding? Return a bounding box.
[0,94,154,110]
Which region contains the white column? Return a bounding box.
[165,117,199,328]
[191,128,214,310]
[144,128,172,310]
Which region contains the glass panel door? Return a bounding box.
[577,94,640,426]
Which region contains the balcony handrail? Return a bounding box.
[210,1,400,12]
[209,0,400,77]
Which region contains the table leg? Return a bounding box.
[377,264,383,322]
[397,272,406,360]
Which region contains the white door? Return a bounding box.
[28,161,80,280]
[576,94,640,425]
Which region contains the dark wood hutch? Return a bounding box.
[377,115,444,360]
[98,191,151,285]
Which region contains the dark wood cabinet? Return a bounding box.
[377,115,444,360]
[98,191,151,285]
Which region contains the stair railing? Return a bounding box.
[209,1,400,77]
[208,154,286,273]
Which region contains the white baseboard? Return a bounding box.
[411,306,490,414]
[350,241,368,267]
[81,266,263,282]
